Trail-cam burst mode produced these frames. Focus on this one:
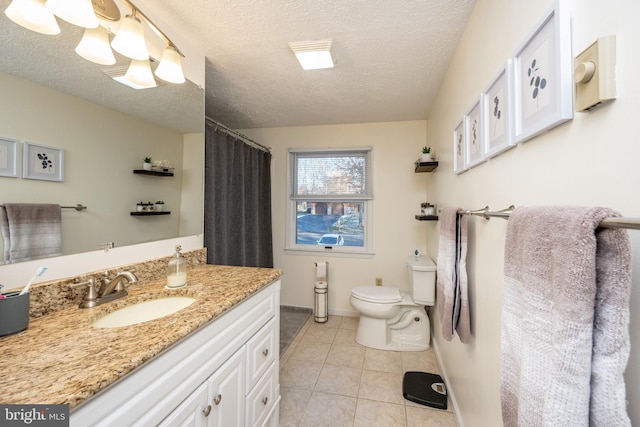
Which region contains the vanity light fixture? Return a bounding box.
[4,0,60,35]
[110,2,186,85]
[288,39,336,70]
[45,0,98,28]
[3,0,186,87]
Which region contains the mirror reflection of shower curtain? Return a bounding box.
[203,124,273,267]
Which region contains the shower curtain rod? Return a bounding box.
[460,205,640,230]
[205,117,271,153]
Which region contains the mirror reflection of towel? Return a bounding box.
[0,203,62,264]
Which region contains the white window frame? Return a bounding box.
[285,147,374,257]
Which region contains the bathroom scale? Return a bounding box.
[402,371,448,410]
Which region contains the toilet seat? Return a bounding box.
[351,286,402,304]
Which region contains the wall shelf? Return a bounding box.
[133,169,174,177]
[414,161,438,173]
[415,215,438,221]
[130,211,171,216]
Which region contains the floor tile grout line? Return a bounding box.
[281,314,457,426]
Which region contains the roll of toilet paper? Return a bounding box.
[316,261,327,282]
[315,280,327,289]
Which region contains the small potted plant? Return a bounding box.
[155,200,165,212]
[420,147,432,162]
[143,156,152,171]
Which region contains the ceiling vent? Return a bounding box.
[288,39,336,70]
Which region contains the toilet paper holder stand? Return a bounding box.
[314,262,328,323]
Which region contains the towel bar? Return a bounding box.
[1,204,87,211]
[456,205,640,230]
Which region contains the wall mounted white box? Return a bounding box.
[574,35,616,112]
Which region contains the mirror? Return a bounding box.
[0,2,204,265]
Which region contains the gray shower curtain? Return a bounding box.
[203,124,273,267]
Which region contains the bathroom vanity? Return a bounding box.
[0,264,282,426]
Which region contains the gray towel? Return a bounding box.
[436,207,470,343]
[501,206,631,426]
[0,203,62,264]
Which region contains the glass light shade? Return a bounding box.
[111,14,148,60]
[4,0,60,35]
[124,59,156,89]
[154,47,185,84]
[75,26,115,65]
[46,0,98,28]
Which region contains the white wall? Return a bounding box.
[241,121,431,315]
[426,0,640,425]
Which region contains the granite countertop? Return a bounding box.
[0,264,283,409]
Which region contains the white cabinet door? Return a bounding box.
[159,382,208,427]
[208,347,246,427]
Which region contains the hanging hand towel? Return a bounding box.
[501,206,631,427]
[0,203,62,264]
[436,207,470,343]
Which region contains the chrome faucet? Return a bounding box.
[99,270,138,297]
[71,270,138,308]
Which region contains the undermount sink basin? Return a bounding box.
[91,297,197,328]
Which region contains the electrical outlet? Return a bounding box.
[375,277,383,286]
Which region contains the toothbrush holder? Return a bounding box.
[0,291,30,337]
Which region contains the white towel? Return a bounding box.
[501,206,631,426]
[436,207,470,343]
[0,203,62,264]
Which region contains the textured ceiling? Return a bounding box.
[147,0,477,129]
[0,0,476,131]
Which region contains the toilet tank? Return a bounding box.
[407,255,436,305]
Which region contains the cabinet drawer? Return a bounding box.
[245,362,277,427]
[246,318,277,390]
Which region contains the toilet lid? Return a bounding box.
[351,286,402,303]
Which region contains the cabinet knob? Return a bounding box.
[203,405,212,417]
[262,396,269,405]
[262,348,269,357]
[213,394,222,405]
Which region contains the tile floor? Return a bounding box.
[279,315,458,427]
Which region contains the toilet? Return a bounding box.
[350,255,436,351]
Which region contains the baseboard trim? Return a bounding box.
[431,338,465,427]
[281,305,359,318]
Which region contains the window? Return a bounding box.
[287,147,373,255]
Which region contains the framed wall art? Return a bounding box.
[23,142,64,182]
[0,137,19,178]
[483,60,515,159]
[464,97,486,169]
[513,0,573,143]
[453,119,466,174]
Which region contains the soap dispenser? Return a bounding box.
[167,245,188,288]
